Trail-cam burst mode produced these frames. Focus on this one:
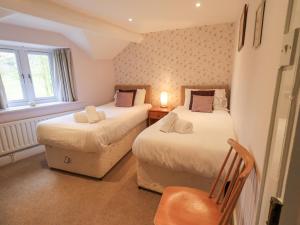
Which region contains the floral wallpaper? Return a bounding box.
[113,23,235,106]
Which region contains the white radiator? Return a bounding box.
[0,112,72,156]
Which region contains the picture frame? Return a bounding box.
[253,1,266,48]
[238,4,248,51]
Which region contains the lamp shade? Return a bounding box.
[160,91,168,107]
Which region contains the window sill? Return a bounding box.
[0,101,86,124]
[1,101,83,113]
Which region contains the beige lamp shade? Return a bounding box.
[160,91,168,107]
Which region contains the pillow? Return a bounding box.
[113,91,118,102]
[191,95,214,113]
[134,89,146,105]
[184,88,228,111]
[184,88,198,108]
[214,89,228,110]
[115,91,135,107]
[189,90,215,110]
[118,89,137,105]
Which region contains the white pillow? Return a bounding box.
[184,88,198,108]
[214,89,228,111]
[134,89,146,105]
[113,90,118,102]
[183,88,228,111]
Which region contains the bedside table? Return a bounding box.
[148,106,173,126]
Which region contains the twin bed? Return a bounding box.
[37,85,151,178]
[37,84,235,193]
[133,85,235,193]
[133,106,234,193]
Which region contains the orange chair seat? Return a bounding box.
[154,186,222,225]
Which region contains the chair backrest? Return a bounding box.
[208,138,255,225]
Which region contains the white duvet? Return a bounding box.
[132,106,235,178]
[37,102,151,153]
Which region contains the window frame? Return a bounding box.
[0,47,28,107]
[25,50,58,103]
[0,45,58,107]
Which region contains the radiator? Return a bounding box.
[0,112,71,156]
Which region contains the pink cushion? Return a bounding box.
[189,90,215,110]
[115,92,134,107]
[191,95,214,113]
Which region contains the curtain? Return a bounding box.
[53,48,77,102]
[0,75,8,109]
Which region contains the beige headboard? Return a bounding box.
[115,84,152,104]
[181,85,230,108]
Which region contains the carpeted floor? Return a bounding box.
[0,152,161,225]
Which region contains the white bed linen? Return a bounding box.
[37,102,151,153]
[132,106,235,178]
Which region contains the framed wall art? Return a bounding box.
[253,1,266,48]
[238,4,248,51]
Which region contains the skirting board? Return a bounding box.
[0,145,45,167]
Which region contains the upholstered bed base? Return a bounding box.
[45,121,147,178]
[137,159,215,193]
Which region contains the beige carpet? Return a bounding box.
[0,152,161,225]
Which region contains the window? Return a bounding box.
[28,53,54,98]
[0,46,57,107]
[0,50,24,102]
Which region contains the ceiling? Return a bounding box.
[0,0,243,59]
[50,0,244,33]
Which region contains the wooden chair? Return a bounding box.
[154,138,255,225]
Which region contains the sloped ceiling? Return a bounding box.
[0,0,243,59]
[0,12,130,59]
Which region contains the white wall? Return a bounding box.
[230,0,289,224]
[231,0,288,225]
[0,23,115,121]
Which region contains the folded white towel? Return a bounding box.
[160,112,193,134]
[73,106,106,123]
[74,112,88,123]
[85,106,100,123]
[174,118,193,134]
[160,112,178,133]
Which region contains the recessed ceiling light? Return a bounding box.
[128,18,133,22]
[195,2,201,7]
